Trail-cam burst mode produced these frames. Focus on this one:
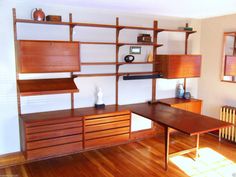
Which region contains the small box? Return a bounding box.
[137,34,152,43]
[46,15,62,22]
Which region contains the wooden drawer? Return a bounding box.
[26,134,83,150]
[185,101,202,114]
[171,103,186,110]
[85,120,130,133]
[84,111,130,120]
[26,142,83,160]
[85,133,129,149]
[172,101,202,114]
[85,115,130,126]
[26,127,83,141]
[25,117,83,128]
[26,121,82,134]
[85,127,129,140]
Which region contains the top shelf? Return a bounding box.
[15,18,196,34]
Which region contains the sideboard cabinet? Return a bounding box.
[20,109,131,160]
[158,98,202,114]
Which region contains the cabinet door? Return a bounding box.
[186,101,202,114]
[155,55,201,78]
[17,40,80,73]
[171,103,186,111]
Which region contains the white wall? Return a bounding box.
[199,14,236,119]
[0,0,200,155]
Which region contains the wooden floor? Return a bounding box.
[0,134,235,177]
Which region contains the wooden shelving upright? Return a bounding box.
[13,9,80,116]
[13,8,198,109]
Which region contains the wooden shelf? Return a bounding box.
[73,71,159,77]
[80,42,116,45]
[16,19,71,26]
[74,73,117,77]
[118,61,160,65]
[15,18,196,35]
[118,25,154,31]
[81,62,117,65]
[72,22,116,29]
[16,19,153,31]
[118,71,159,76]
[117,43,163,47]
[158,28,196,34]
[80,61,159,66]
[18,78,79,96]
[79,42,163,47]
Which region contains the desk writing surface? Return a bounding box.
[21,102,232,136]
[123,103,232,136]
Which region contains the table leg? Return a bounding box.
[164,126,170,170]
[195,134,200,160]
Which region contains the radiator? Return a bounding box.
[219,106,236,142]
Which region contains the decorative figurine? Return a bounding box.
[95,87,105,108]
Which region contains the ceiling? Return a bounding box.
[21,0,236,18]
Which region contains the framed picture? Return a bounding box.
[130,46,141,54]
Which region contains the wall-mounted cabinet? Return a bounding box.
[155,55,201,78]
[17,40,81,73]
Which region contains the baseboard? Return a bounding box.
[0,151,25,169]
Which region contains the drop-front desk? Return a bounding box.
[20,102,232,170]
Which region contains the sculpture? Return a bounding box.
[95,87,105,108]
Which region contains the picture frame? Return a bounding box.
[130,46,141,54]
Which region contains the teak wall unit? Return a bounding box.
[13,8,202,160]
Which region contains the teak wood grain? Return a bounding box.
[26,127,83,142]
[26,134,83,150]
[155,55,202,78]
[17,78,79,96]
[85,115,130,126]
[122,103,231,135]
[21,103,231,136]
[85,120,130,133]
[85,127,130,140]
[27,142,83,160]
[158,98,202,133]
[25,120,82,134]
[85,133,129,149]
[17,40,80,73]
[158,98,202,114]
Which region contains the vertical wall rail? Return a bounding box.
[151,20,158,102]
[183,29,190,90]
[13,8,22,115]
[69,13,75,109]
[115,17,120,105]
